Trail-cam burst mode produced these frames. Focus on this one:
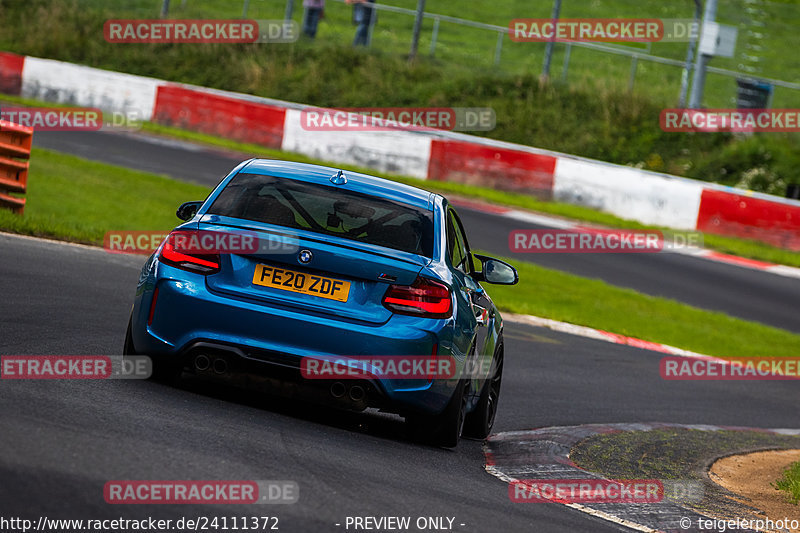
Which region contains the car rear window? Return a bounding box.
[207,173,434,257]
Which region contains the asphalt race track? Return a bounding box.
[0,131,798,532]
[1,233,798,532]
[33,130,800,333]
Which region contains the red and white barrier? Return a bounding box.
[553,157,704,230]
[1,51,798,251]
[281,108,433,179]
[428,139,556,197]
[153,84,286,149]
[696,188,800,250]
[21,56,159,121]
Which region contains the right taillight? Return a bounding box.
[382,277,452,319]
[158,231,221,275]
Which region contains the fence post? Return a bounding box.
[430,17,440,56]
[561,43,572,81]
[542,0,562,79]
[679,0,702,107]
[160,0,170,18]
[0,121,33,215]
[367,4,377,47]
[409,0,427,61]
[284,0,295,22]
[494,31,504,66]
[628,56,638,92]
[689,0,719,108]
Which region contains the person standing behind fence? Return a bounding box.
[346,0,375,47]
[302,0,325,39]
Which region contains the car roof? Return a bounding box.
[240,159,435,210]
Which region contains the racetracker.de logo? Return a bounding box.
[661,109,800,133]
[104,19,298,44]
[1,107,143,131]
[660,357,800,380]
[1,107,101,131]
[1,356,151,380]
[301,356,463,380]
[105,19,258,43]
[510,18,663,42]
[104,481,298,504]
[509,479,664,503]
[510,229,665,253]
[299,107,496,132]
[104,230,262,255]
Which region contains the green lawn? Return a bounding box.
[483,250,800,359]
[0,148,209,244]
[86,0,800,109]
[774,461,800,505]
[3,147,800,360]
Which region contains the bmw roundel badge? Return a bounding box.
[298,249,313,264]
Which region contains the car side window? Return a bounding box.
[447,209,470,274]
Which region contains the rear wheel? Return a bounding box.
[124,315,181,382]
[463,341,503,439]
[407,379,468,448]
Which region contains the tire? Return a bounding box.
[124,315,181,383]
[407,379,468,449]
[462,341,503,440]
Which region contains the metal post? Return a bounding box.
[679,0,702,107]
[284,0,295,22]
[430,17,440,56]
[367,4,376,47]
[494,31,504,66]
[160,0,170,18]
[242,0,250,18]
[628,56,638,92]
[542,0,562,79]
[561,43,571,81]
[689,0,718,108]
[409,0,427,60]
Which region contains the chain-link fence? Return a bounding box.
[81,0,800,108]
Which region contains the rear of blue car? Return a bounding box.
[127,159,508,447]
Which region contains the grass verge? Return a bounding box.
[0,148,209,244]
[774,461,800,505]
[480,251,800,359]
[570,428,800,515]
[3,148,800,359]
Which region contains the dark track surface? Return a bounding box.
[1,233,798,532]
[32,130,800,333]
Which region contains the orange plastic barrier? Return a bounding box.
[0,120,33,214]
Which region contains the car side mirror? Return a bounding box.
[473,254,519,285]
[176,201,203,221]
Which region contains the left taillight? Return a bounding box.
[157,231,221,275]
[382,277,452,319]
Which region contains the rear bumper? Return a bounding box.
[132,271,460,414]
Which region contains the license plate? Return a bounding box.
[252,264,351,302]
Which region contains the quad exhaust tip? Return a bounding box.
[349,385,365,402]
[212,358,228,375]
[330,382,346,398]
[194,354,210,372]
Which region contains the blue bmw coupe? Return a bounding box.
[125,159,518,447]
